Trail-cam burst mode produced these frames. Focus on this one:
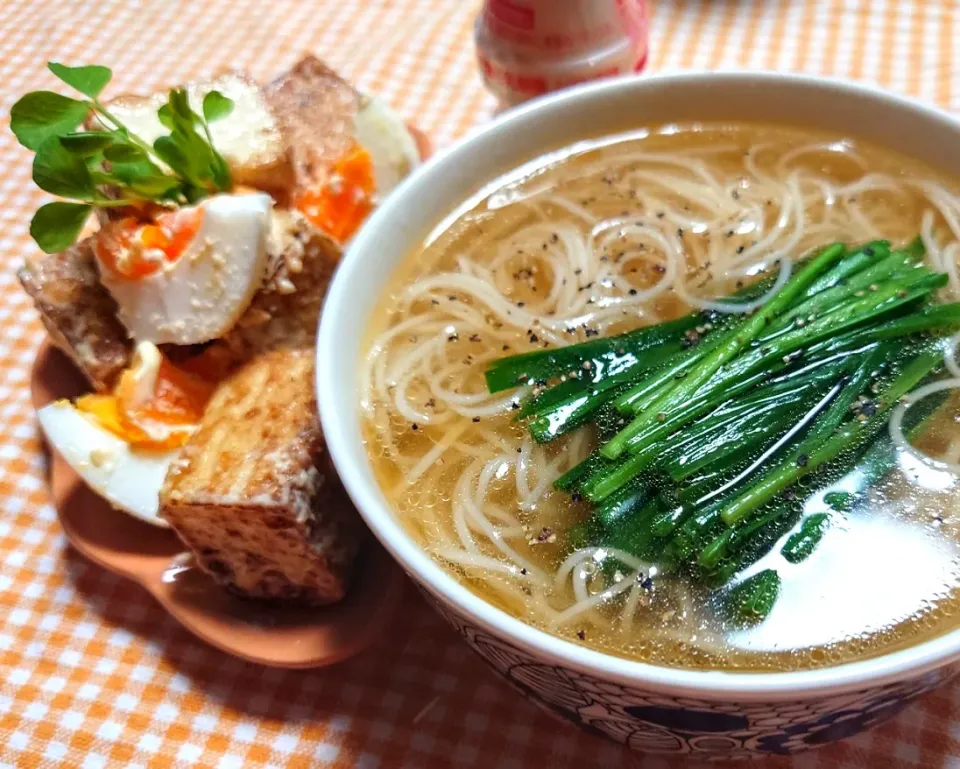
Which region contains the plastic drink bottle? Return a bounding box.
[475,0,649,106]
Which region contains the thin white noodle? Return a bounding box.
[361,130,960,658]
[676,256,792,314]
[844,200,884,240]
[554,547,653,591]
[620,583,646,632]
[459,461,548,580]
[542,195,598,224]
[483,504,523,529]
[921,210,943,264]
[434,547,551,588]
[776,140,867,175]
[550,575,640,627]
[515,436,533,502]
[943,243,960,298]
[520,455,565,511]
[453,501,479,553]
[890,378,960,474]
[475,456,511,507]
[945,333,960,380]
[400,423,469,487]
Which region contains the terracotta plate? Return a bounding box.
[32,342,406,667]
[26,125,430,668]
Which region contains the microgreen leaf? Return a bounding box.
[32,137,94,199]
[30,201,91,253]
[157,104,174,130]
[210,154,231,191]
[10,91,90,150]
[103,143,146,163]
[178,127,216,183]
[58,131,113,156]
[16,62,235,242]
[107,155,180,199]
[202,91,233,123]
[47,63,112,99]
[153,135,190,178]
[125,173,182,198]
[152,88,232,193]
[168,88,196,122]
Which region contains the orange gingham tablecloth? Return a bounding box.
[0,1,959,767]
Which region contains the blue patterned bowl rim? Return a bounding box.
[318,70,960,701]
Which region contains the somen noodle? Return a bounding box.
[360,124,960,671]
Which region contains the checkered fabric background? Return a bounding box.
[0,0,959,767]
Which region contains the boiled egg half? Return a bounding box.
[37,342,214,526]
[95,193,272,346]
[295,96,419,242]
[353,95,420,195]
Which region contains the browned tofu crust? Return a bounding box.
[18,238,131,392]
[266,56,362,196]
[22,57,372,607]
[158,214,354,605]
[93,72,294,197]
[223,211,340,356]
[159,347,362,604]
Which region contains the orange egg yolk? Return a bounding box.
[295,143,376,242]
[94,207,205,280]
[77,354,214,450]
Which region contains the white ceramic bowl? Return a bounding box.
[317,72,960,759]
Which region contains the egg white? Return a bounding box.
[98,192,272,346]
[353,95,420,196]
[37,401,177,527]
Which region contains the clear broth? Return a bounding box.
[361,123,960,671]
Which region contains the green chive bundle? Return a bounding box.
[486,238,960,623]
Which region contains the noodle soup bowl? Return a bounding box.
[318,72,960,759]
